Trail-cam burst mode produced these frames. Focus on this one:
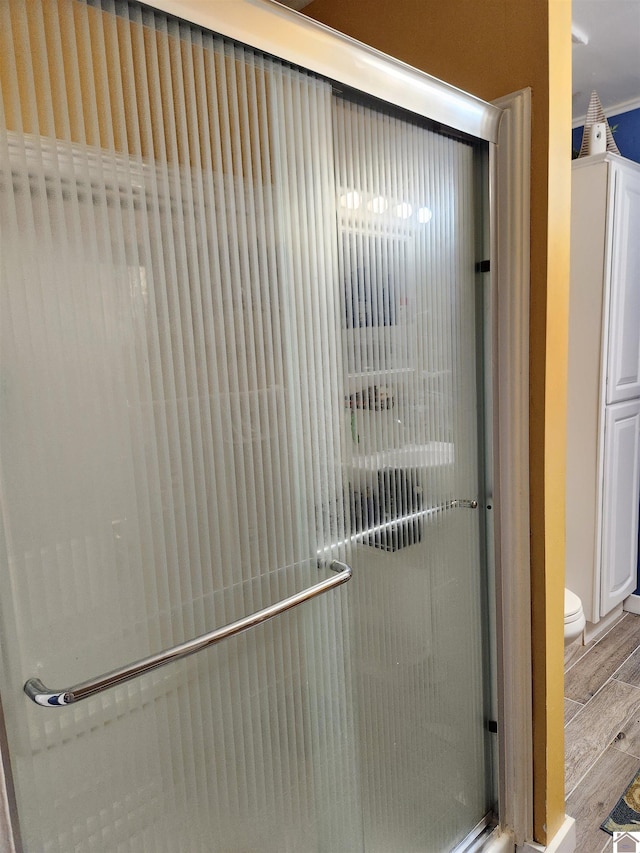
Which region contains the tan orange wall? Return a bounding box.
[545,1,572,840]
[303,0,571,844]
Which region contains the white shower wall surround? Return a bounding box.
[0,1,495,850]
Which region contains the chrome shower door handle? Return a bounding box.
[24,560,352,707]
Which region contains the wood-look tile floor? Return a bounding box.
[565,612,640,853]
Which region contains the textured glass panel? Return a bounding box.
[334,96,493,852]
[0,2,358,851]
[0,2,493,852]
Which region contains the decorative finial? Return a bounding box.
[578,91,620,157]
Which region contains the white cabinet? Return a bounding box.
[566,153,640,625]
[600,400,640,615]
[606,166,640,403]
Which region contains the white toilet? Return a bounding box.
[564,588,585,647]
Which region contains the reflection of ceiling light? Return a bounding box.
[394,202,412,219]
[417,206,433,223]
[368,195,388,213]
[340,190,360,210]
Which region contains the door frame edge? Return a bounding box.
[490,87,533,847]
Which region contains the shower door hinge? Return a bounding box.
[475,259,491,273]
[487,719,498,734]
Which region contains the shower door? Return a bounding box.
[333,96,494,852]
[0,1,494,851]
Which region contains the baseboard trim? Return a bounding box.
[583,605,624,643]
[519,816,576,853]
[623,593,640,615]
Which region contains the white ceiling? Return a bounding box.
[277,0,640,123]
[572,0,640,122]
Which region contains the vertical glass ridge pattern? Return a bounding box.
[334,96,492,851]
[0,2,493,851]
[0,2,357,850]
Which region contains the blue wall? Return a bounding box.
[573,106,640,164]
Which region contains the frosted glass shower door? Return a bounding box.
[0,3,359,851]
[0,2,495,852]
[335,96,494,852]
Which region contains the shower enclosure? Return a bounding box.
[0,1,508,850]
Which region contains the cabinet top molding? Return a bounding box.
[572,151,640,174]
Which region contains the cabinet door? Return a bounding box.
[600,399,640,616]
[606,165,640,403]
